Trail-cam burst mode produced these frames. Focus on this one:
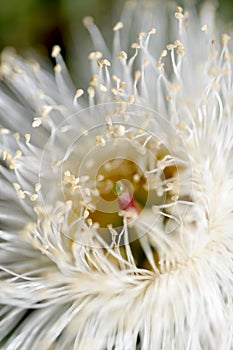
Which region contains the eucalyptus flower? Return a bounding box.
[0,1,233,349]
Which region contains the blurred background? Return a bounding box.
[0,0,232,81]
[0,0,123,56]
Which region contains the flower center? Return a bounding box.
[54,107,191,272]
[63,131,183,225]
[88,158,147,228]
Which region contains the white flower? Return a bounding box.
[0,1,233,349]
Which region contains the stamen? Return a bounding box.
[0,128,10,135]
[113,22,124,31]
[32,118,42,128]
[25,133,31,144]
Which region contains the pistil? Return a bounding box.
[113,181,140,220]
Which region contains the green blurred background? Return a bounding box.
[0,0,232,77]
[0,0,232,51]
[0,0,123,55]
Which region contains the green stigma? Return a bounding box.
[113,181,125,196]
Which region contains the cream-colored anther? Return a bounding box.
[222,33,231,46]
[117,125,126,136]
[137,32,145,40]
[2,150,7,160]
[96,135,106,146]
[112,75,120,83]
[131,42,141,49]
[113,21,123,31]
[75,89,84,99]
[32,118,42,128]
[51,45,61,58]
[134,70,141,81]
[167,44,176,51]
[54,64,61,73]
[13,183,21,191]
[175,12,184,20]
[83,16,94,27]
[117,51,127,60]
[18,190,26,199]
[87,86,95,98]
[88,51,103,60]
[13,132,20,141]
[25,134,31,143]
[103,59,111,66]
[201,24,208,32]
[30,194,38,202]
[0,128,10,135]
[90,75,98,86]
[119,82,126,90]
[14,150,22,159]
[148,28,156,35]
[35,183,41,192]
[41,105,53,116]
[128,95,135,104]
[99,84,107,92]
